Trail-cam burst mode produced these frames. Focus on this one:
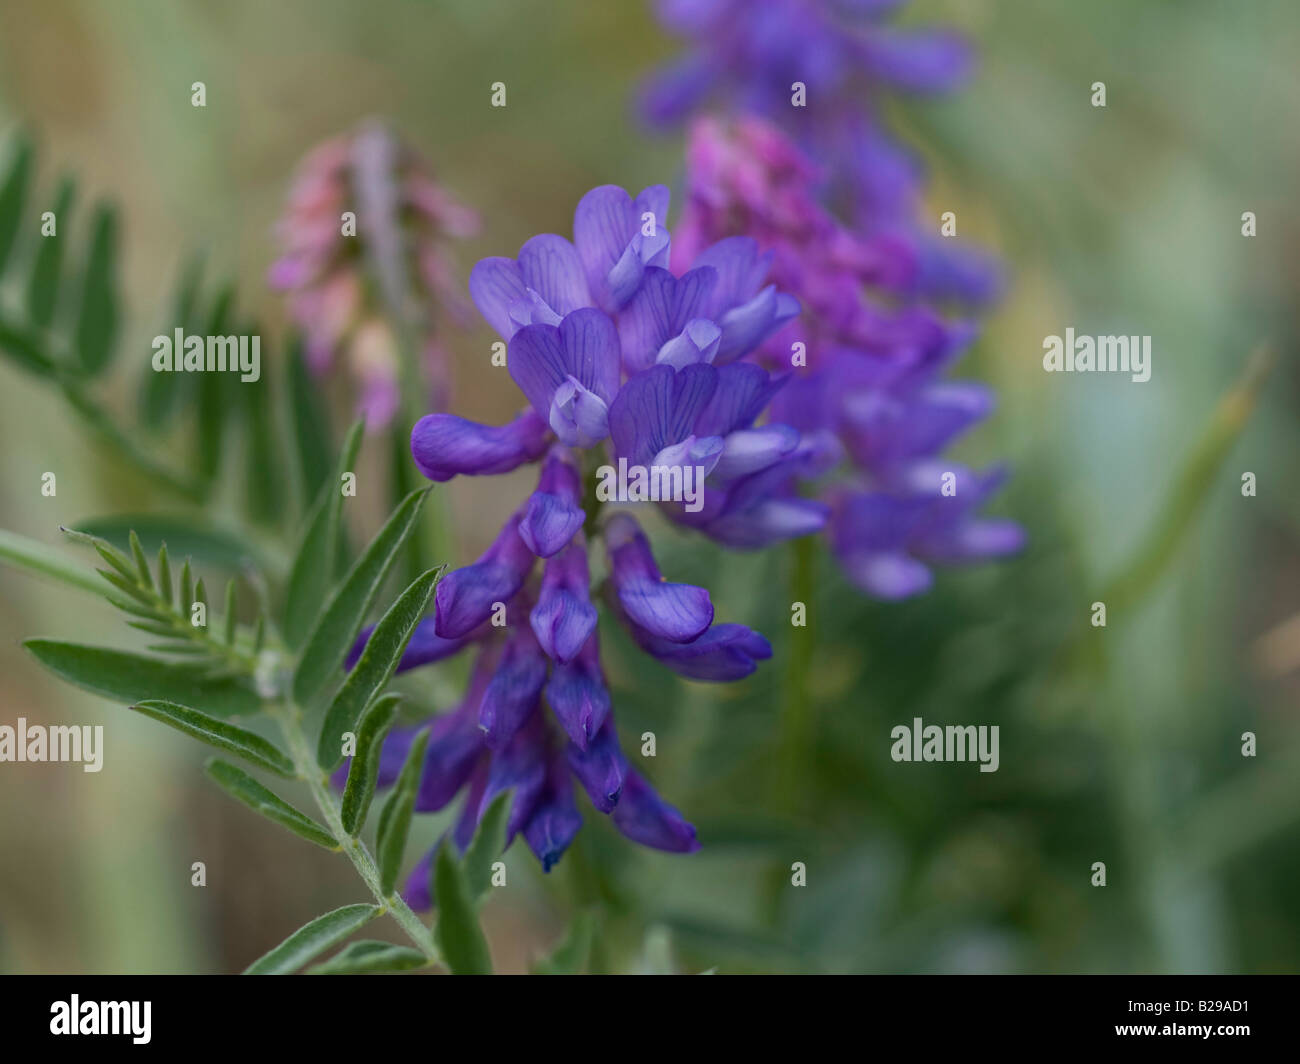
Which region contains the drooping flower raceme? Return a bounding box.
[674,116,1023,599]
[269,120,479,426]
[344,184,824,903]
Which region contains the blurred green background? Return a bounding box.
[0,0,1297,974]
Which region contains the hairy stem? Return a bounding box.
[273,701,441,964]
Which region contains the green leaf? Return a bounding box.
[0,314,56,377]
[0,528,111,598]
[375,727,430,895]
[25,639,262,717]
[131,699,293,776]
[222,578,237,646]
[205,758,337,851]
[463,790,511,903]
[433,845,493,975]
[339,693,402,835]
[156,544,173,608]
[194,284,234,485]
[128,530,154,590]
[72,203,119,376]
[73,513,264,573]
[243,904,379,975]
[306,940,429,974]
[287,336,333,506]
[243,343,284,526]
[140,252,204,430]
[531,911,596,975]
[292,487,429,708]
[0,133,33,275]
[282,419,364,650]
[26,174,75,328]
[317,567,442,769]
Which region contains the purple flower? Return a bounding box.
[353,182,822,901]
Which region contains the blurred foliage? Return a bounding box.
[0,0,1297,974]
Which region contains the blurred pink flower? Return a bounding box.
[269,120,479,427]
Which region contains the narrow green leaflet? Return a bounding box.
[531,911,596,975]
[205,759,337,851]
[25,640,262,717]
[433,845,493,975]
[27,175,75,328]
[287,336,333,505]
[317,566,442,769]
[0,528,110,598]
[243,342,284,527]
[0,316,56,377]
[72,203,119,376]
[139,251,204,430]
[375,728,430,895]
[292,487,429,708]
[339,693,402,835]
[463,790,511,903]
[131,699,293,777]
[194,284,234,486]
[243,904,380,975]
[282,419,364,650]
[306,940,428,975]
[0,133,33,275]
[73,514,263,573]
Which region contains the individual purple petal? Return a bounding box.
[626,619,773,682]
[656,318,722,368]
[610,769,701,853]
[693,236,772,318]
[516,233,592,316]
[650,433,724,481]
[693,362,785,437]
[544,633,611,748]
[529,538,597,664]
[477,625,549,750]
[523,756,583,872]
[566,718,627,813]
[478,713,550,842]
[508,308,620,437]
[710,424,800,480]
[616,266,719,373]
[605,512,713,642]
[574,184,672,311]
[608,362,719,467]
[414,708,488,813]
[713,284,800,364]
[469,256,529,340]
[518,447,585,557]
[410,408,550,482]
[549,376,610,447]
[434,514,536,638]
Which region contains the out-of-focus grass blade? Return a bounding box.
[1098,344,1275,619]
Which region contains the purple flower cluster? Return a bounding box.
[674,117,1023,598]
[640,0,1001,305]
[642,0,1024,599]
[347,184,826,901]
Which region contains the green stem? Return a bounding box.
[780,536,816,810]
[272,701,441,963]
